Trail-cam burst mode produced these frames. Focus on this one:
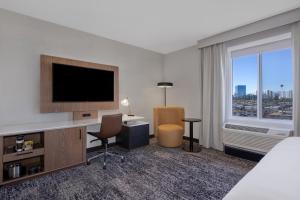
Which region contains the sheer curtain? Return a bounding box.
[199,43,226,151]
[292,22,300,136]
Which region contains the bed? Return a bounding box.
[223,137,300,200]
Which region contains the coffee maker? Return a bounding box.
[15,135,24,152]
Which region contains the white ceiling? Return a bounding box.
[1,0,300,54]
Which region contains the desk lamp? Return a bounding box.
[121,97,134,116]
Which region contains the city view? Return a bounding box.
[232,48,292,120]
[232,85,293,120]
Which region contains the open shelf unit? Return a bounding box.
[0,126,86,186]
[1,132,45,184]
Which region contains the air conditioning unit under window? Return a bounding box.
[223,124,292,154]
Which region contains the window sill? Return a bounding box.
[226,117,293,130]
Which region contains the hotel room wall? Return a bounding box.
[163,45,202,140]
[0,9,164,147]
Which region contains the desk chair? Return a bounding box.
[87,113,124,169]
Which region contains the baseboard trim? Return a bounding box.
[87,135,155,153]
[224,145,264,162]
[183,136,199,143]
[87,135,198,152]
[150,135,199,143]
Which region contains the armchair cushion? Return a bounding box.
[157,124,184,147]
[158,124,183,133]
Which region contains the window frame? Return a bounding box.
[226,33,293,128]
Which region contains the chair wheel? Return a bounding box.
[103,165,106,170]
[121,157,125,163]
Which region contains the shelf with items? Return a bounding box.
[3,148,44,163]
[1,131,45,184]
[0,126,87,186]
[2,155,44,182]
[3,132,44,155]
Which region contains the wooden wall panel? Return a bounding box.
[40,55,119,113]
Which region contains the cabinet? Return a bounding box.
[116,122,149,150]
[0,127,86,185]
[44,127,86,171]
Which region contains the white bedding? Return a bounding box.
[223,137,300,200]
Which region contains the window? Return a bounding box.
[232,54,258,117]
[229,36,292,122]
[262,49,293,120]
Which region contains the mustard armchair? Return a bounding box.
[153,107,185,147]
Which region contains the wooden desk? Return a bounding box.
[0,115,144,136]
[0,115,143,185]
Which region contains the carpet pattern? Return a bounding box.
[0,142,256,200]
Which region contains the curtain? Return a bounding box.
[292,22,300,137]
[199,43,226,150]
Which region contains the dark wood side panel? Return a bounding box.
[0,137,3,183]
[40,55,119,113]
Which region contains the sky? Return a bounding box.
[232,48,292,94]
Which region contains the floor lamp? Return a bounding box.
[157,82,173,106]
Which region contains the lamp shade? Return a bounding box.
[121,98,130,106]
[121,97,134,116]
[157,82,173,88]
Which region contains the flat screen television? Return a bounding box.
[52,63,114,102]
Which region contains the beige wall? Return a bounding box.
[0,8,203,144]
[0,9,164,147]
[163,45,201,139]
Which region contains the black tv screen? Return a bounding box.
[52,63,114,102]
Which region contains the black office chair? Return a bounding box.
[87,113,124,169]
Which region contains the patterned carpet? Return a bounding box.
[0,142,256,200]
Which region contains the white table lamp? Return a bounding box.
[121,97,134,116]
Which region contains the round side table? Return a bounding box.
[182,118,202,152]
